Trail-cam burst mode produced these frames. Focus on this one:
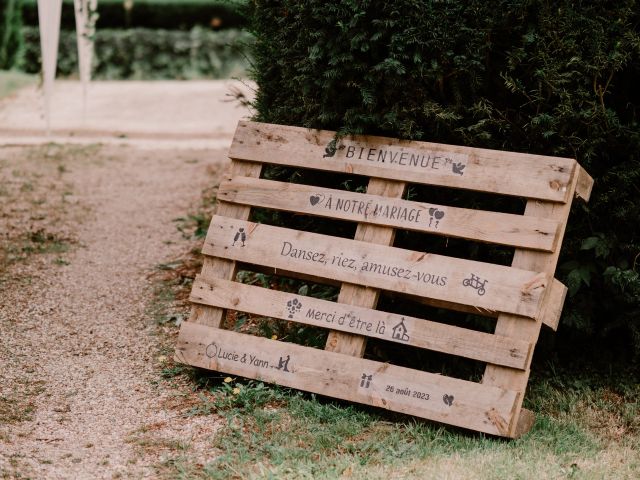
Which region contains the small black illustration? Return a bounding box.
[309,193,325,206]
[452,162,466,175]
[428,208,445,228]
[391,318,410,342]
[276,355,291,372]
[232,227,246,247]
[442,394,454,406]
[205,342,218,358]
[360,373,373,388]
[323,139,337,158]
[286,298,302,318]
[462,273,488,296]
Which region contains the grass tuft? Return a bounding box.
[149,371,639,479]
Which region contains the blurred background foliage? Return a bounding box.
[20,25,250,79]
[244,0,640,366]
[1,0,250,78]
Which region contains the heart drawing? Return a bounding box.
[309,194,324,206]
[428,208,446,228]
[442,394,454,406]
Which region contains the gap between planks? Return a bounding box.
[190,276,533,370]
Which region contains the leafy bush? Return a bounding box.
[0,0,23,69]
[20,0,247,31]
[21,26,251,79]
[246,1,640,362]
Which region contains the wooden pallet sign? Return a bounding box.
[175,121,593,438]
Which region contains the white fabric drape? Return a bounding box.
[73,0,98,122]
[37,0,63,134]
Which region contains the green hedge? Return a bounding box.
[0,0,23,69]
[247,1,640,363]
[22,26,251,79]
[21,0,246,31]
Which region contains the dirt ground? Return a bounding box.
[0,141,231,478]
[0,79,257,479]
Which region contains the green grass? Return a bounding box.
[0,70,37,99]
[3,230,71,264]
[151,371,639,479]
[0,380,46,425]
[174,183,218,240]
[148,282,176,325]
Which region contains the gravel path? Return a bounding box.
[1,144,227,479]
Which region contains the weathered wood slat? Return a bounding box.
[539,280,568,331]
[325,178,406,357]
[190,276,533,369]
[575,165,594,202]
[218,176,561,251]
[188,160,263,328]
[230,121,576,203]
[202,216,550,319]
[482,169,581,437]
[176,321,520,436]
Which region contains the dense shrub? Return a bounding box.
[20,0,246,31]
[246,1,640,361]
[22,26,251,79]
[0,0,23,69]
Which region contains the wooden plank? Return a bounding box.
[175,321,520,436]
[188,159,263,328]
[218,176,561,252]
[190,276,533,369]
[202,216,550,319]
[482,169,582,437]
[326,178,405,357]
[229,121,576,203]
[236,263,550,324]
[540,280,568,331]
[513,408,536,437]
[575,165,594,202]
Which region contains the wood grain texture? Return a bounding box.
[230,121,576,203]
[190,276,533,369]
[176,321,520,436]
[575,165,594,202]
[326,178,405,357]
[540,280,568,331]
[513,408,536,438]
[218,176,561,251]
[202,216,550,319]
[187,159,262,328]
[482,170,582,437]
